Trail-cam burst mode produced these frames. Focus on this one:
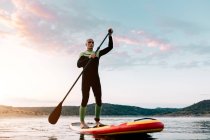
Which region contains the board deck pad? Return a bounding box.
[70,118,164,136]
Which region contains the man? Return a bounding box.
[77,29,113,129]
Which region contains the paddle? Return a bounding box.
[48,29,113,124]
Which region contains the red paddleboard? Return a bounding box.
[70,118,164,136]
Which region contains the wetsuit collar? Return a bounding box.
[87,49,93,52]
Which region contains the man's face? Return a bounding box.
[86,39,94,50]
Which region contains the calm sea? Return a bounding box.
[0,116,210,140]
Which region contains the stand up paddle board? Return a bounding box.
[70,118,164,136]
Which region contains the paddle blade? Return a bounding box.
[48,102,63,124]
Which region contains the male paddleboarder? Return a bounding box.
[77,28,113,129]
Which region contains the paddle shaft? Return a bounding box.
[61,33,109,103]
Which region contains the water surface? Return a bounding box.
[0,116,210,140]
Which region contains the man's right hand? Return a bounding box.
[89,54,96,59]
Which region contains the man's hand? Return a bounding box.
[89,54,96,59]
[108,28,113,36]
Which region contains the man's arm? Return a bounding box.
[99,36,113,57]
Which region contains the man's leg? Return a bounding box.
[95,104,102,122]
[80,80,90,128]
[79,106,86,124]
[92,79,103,126]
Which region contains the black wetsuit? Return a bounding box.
[77,36,113,107]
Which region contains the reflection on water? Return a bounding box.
[48,136,58,140]
[80,133,155,140]
[192,120,210,134]
[0,116,210,140]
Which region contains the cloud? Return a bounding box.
[116,30,210,70]
[1,1,175,70]
[0,0,109,54]
[107,31,209,70]
[115,30,173,52]
[100,30,174,70]
[12,0,55,20]
[2,1,209,70]
[0,9,12,26]
[1,1,174,57]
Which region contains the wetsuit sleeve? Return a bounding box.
[99,36,113,57]
[77,54,89,68]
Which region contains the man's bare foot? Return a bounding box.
[80,122,89,129]
[95,121,106,128]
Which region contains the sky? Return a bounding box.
[0,0,210,108]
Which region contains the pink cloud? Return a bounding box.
[115,30,173,52]
[131,30,147,35]
[1,1,118,55]
[12,0,56,20]
[115,35,143,46]
[26,3,55,20]
[0,1,63,53]
[145,38,172,51]
[11,14,63,53]
[1,1,56,37]
[10,12,36,40]
[0,9,12,26]
[1,0,105,55]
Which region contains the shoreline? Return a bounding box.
[1,113,210,118]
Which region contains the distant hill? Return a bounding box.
[1,100,210,117]
[168,100,210,116]
[0,103,179,116]
[59,103,179,116]
[86,103,179,116]
[0,105,40,116]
